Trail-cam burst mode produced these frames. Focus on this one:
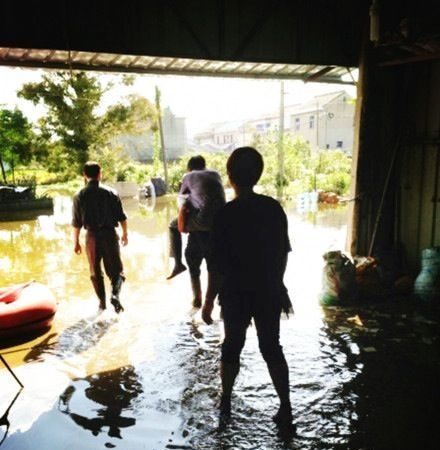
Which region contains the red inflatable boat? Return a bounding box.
[0,281,57,338]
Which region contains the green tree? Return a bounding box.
[18,72,102,171]
[18,72,156,175]
[0,108,34,183]
[254,134,352,197]
[256,133,312,195]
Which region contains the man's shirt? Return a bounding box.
[180,169,226,227]
[72,180,127,231]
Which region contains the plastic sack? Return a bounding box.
[320,250,356,305]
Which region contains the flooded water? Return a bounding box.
[0,196,438,450]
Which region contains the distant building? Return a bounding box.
[245,113,279,136]
[192,90,355,154]
[287,91,355,152]
[162,107,187,159]
[115,107,187,162]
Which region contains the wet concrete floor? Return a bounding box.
[0,196,438,450]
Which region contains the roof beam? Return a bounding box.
[167,0,212,59]
[0,48,355,84]
[233,0,282,59]
[305,66,336,82]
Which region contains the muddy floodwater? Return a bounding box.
[0,195,438,450]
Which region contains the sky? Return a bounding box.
[0,66,357,138]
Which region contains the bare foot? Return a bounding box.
[218,395,231,427]
[273,404,295,433]
[166,263,187,280]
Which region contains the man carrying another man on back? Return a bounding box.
[167,155,225,307]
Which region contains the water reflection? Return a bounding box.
[58,366,142,439]
[1,196,437,449]
[168,311,363,449]
[23,315,117,363]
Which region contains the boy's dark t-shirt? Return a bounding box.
[211,193,291,303]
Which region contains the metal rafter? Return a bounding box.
[305,66,336,82]
[0,47,356,85]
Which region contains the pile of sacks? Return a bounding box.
[319,250,413,305]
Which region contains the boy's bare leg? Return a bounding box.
[268,361,295,430]
[219,362,240,416]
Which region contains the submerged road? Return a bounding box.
[0,196,438,450]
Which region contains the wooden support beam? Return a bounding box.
[305,66,336,82]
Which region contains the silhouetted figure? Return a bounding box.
[58,366,141,439]
[202,147,294,430]
[72,161,128,312]
[167,156,225,307]
[184,230,215,308]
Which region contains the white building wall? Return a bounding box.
[162,108,187,159]
[321,98,355,151]
[114,107,187,161]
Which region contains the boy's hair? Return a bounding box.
[187,155,206,171]
[83,161,101,179]
[227,147,264,187]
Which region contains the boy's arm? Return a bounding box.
[202,271,223,325]
[202,207,225,324]
[278,253,288,280]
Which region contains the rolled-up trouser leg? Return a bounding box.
[100,229,125,312]
[169,218,182,262]
[86,231,105,308]
[111,275,124,300]
[90,275,106,309]
[185,233,203,279]
[190,277,202,308]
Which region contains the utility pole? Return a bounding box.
[314,101,320,192]
[316,100,320,151]
[155,86,169,190]
[277,80,285,200]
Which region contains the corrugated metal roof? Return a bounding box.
[0,47,356,84]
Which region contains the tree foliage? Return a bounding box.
[0,108,34,183]
[251,133,352,196]
[19,72,101,170]
[18,72,156,175]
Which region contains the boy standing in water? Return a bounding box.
[202,147,294,429]
[72,161,128,313]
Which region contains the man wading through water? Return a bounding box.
[202,147,295,431]
[72,161,128,313]
[167,155,225,308]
